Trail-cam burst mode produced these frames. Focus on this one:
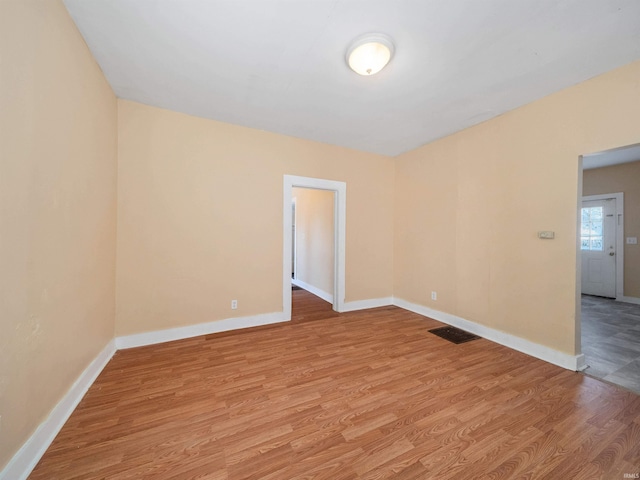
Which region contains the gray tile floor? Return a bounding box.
[581,294,640,394]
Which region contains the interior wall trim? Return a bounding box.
[291,278,333,304]
[283,175,346,317]
[0,340,117,480]
[4,294,591,480]
[341,297,393,312]
[393,297,586,372]
[115,311,288,350]
[617,296,640,305]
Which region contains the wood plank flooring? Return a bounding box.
[30,289,640,479]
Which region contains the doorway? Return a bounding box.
[578,144,640,393]
[291,187,335,303]
[283,175,346,321]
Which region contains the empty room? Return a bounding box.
[2,0,640,479]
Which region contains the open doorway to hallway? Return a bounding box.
[579,143,640,394]
[291,187,335,305]
[282,175,346,321]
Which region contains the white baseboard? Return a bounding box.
[2,312,288,479]
[115,311,288,349]
[0,340,116,480]
[616,295,640,305]
[393,298,584,371]
[2,296,588,480]
[291,278,333,304]
[341,297,394,312]
[575,354,587,371]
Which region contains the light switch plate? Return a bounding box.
[538,231,555,239]
[627,237,638,245]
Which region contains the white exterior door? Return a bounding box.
[581,198,616,297]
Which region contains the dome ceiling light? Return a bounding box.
[346,33,395,76]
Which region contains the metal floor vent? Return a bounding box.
[429,326,480,344]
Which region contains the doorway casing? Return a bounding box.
[576,151,626,371]
[283,175,346,320]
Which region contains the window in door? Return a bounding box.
[581,206,603,251]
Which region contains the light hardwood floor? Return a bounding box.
[30,290,640,479]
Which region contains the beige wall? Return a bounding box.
[2,1,639,469]
[0,0,117,469]
[292,188,335,297]
[394,60,640,356]
[583,160,640,298]
[116,100,394,335]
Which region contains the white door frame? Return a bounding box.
[291,197,297,280]
[283,175,346,320]
[581,192,624,299]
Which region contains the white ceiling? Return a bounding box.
[63,0,640,157]
[583,144,640,170]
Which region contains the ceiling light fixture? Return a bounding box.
[346,33,395,76]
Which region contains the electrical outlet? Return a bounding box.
[231,300,238,310]
[431,291,437,301]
